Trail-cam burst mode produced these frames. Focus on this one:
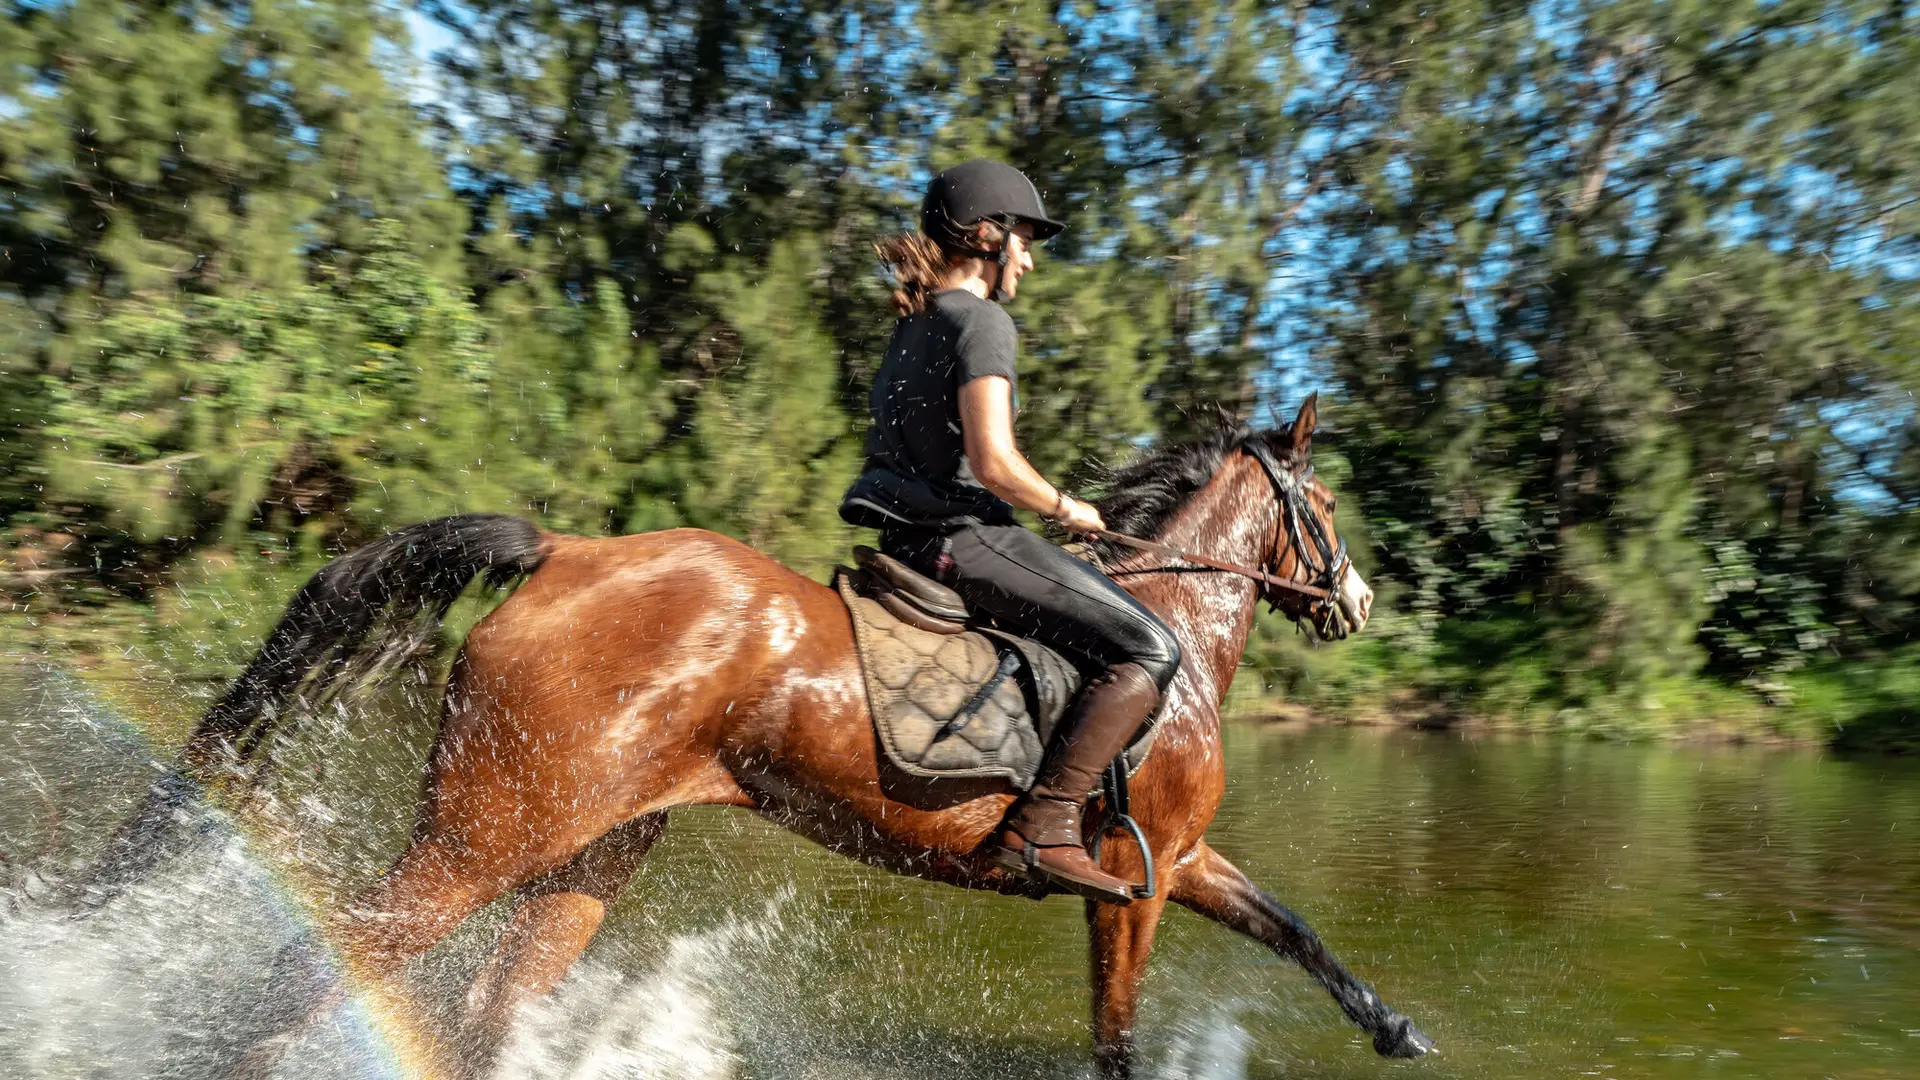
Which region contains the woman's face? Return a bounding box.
[981,221,1039,299]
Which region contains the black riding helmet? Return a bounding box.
[921,159,1065,302]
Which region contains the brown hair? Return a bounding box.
[873,221,1008,316]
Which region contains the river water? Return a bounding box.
[1,655,1915,1079]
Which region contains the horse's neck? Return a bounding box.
[1115,455,1278,717]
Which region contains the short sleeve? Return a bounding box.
[955,303,1019,387]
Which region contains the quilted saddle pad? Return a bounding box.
[835,567,1161,788]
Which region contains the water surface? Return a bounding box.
[1,656,1915,1079]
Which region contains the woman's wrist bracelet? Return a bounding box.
[1048,492,1068,520]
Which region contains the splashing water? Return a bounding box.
[0,669,394,1079]
[0,667,802,1080]
[1152,1001,1257,1080]
[0,667,817,1080]
[490,899,788,1080]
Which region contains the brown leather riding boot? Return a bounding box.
[993,662,1160,905]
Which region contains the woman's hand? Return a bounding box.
[1053,494,1106,536]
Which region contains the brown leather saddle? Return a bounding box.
[851,546,972,634]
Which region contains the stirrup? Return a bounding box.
[1087,757,1156,901]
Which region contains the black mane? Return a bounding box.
[1087,416,1254,561]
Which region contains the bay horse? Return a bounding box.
[110,397,1433,1076]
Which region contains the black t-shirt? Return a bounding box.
[840,289,1021,529]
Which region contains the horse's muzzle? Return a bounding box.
[1331,563,1373,638]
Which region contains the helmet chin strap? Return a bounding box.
[990,234,1014,302]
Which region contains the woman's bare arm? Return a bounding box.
[959,376,1105,533]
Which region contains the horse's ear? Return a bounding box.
[1287,393,1319,459]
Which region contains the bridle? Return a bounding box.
[1240,438,1351,619]
[1097,437,1352,629]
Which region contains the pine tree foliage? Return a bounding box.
[1297,0,1920,708]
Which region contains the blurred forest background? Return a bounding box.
[3,0,1916,746]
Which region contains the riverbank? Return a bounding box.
[1228,609,1920,753]
[1229,698,1843,751]
[7,555,1917,754]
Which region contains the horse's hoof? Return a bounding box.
[1373,1015,1436,1058]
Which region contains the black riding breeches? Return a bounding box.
[880,524,1183,693]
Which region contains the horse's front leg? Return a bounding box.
[1086,892,1167,1079]
[1170,842,1435,1058]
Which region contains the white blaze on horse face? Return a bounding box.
[1337,563,1374,634]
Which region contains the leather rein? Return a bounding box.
[1094,440,1350,609]
[1092,529,1330,601]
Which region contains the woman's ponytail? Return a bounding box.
[873,233,950,316]
[873,220,1006,316]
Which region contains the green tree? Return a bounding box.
[1302,0,1920,713]
[0,0,468,552]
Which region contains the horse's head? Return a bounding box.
[1246,395,1373,640]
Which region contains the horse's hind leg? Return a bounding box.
[336,836,519,981]
[1170,842,1435,1058]
[455,812,669,1066]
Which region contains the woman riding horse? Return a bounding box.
[841,159,1180,905]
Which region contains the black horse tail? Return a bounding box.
[178,512,548,778]
[77,513,549,910]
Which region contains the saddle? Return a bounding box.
[836,546,1161,789]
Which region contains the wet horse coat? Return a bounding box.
[121,402,1432,1077]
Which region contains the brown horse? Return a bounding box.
[106,398,1433,1076]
